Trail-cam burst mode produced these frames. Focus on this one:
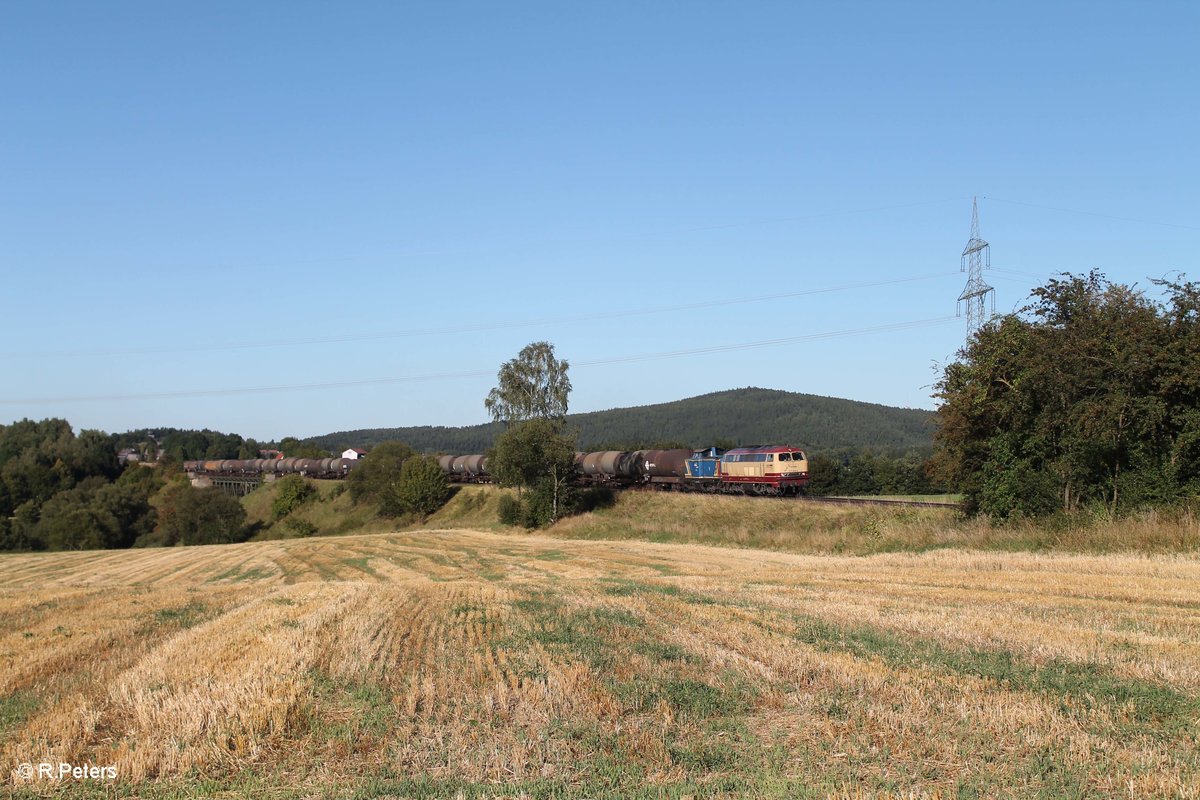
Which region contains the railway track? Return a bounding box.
[624,483,963,510]
[796,495,964,510]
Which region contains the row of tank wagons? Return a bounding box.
[435,454,489,480]
[184,445,810,493]
[434,446,811,493]
[183,457,360,478]
[432,449,694,483]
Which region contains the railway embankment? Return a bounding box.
[547,491,1200,555]
[246,481,1200,557]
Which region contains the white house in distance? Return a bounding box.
[341,447,367,460]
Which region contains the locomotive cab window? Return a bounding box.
[779,452,790,461]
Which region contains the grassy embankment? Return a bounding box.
[241,480,515,542]
[249,482,1200,556]
[2,529,1198,798]
[240,479,391,540]
[548,489,1200,554]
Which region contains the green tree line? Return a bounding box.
[110,428,333,463]
[0,416,454,552]
[1,418,252,551]
[806,449,945,497]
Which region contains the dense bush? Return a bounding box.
[33,477,157,550]
[396,456,450,517]
[283,517,318,537]
[497,494,523,526]
[517,478,577,528]
[271,474,316,520]
[153,484,248,546]
[346,441,416,515]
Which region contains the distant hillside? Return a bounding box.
[308,388,935,454]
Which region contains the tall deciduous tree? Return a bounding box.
[484,341,571,425]
[485,343,577,525]
[934,270,1199,517]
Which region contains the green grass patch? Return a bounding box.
[600,578,718,605]
[229,566,273,582]
[530,607,642,671]
[339,556,382,579]
[633,640,699,664]
[668,739,741,771]
[0,690,39,734]
[207,562,273,583]
[513,590,755,726]
[612,673,758,719]
[787,615,1199,735]
[451,602,491,625]
[304,670,396,746]
[151,600,208,628]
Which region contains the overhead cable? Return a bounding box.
[0,316,960,405]
[0,271,959,360]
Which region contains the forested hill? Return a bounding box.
[308,388,935,454]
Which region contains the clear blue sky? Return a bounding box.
[2,1,1196,441]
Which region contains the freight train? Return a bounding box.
[434,446,810,495]
[185,444,810,496]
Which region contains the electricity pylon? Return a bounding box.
[957,196,994,333]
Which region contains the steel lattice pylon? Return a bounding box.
[957,196,994,332]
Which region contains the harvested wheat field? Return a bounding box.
[2,529,1199,799]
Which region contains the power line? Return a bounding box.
[986,197,1200,231]
[990,275,1041,285]
[0,316,959,405]
[991,267,1047,279]
[0,271,959,360]
[21,197,962,276]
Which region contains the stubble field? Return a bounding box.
[2,527,1198,798]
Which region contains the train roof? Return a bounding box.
[723,445,805,454]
